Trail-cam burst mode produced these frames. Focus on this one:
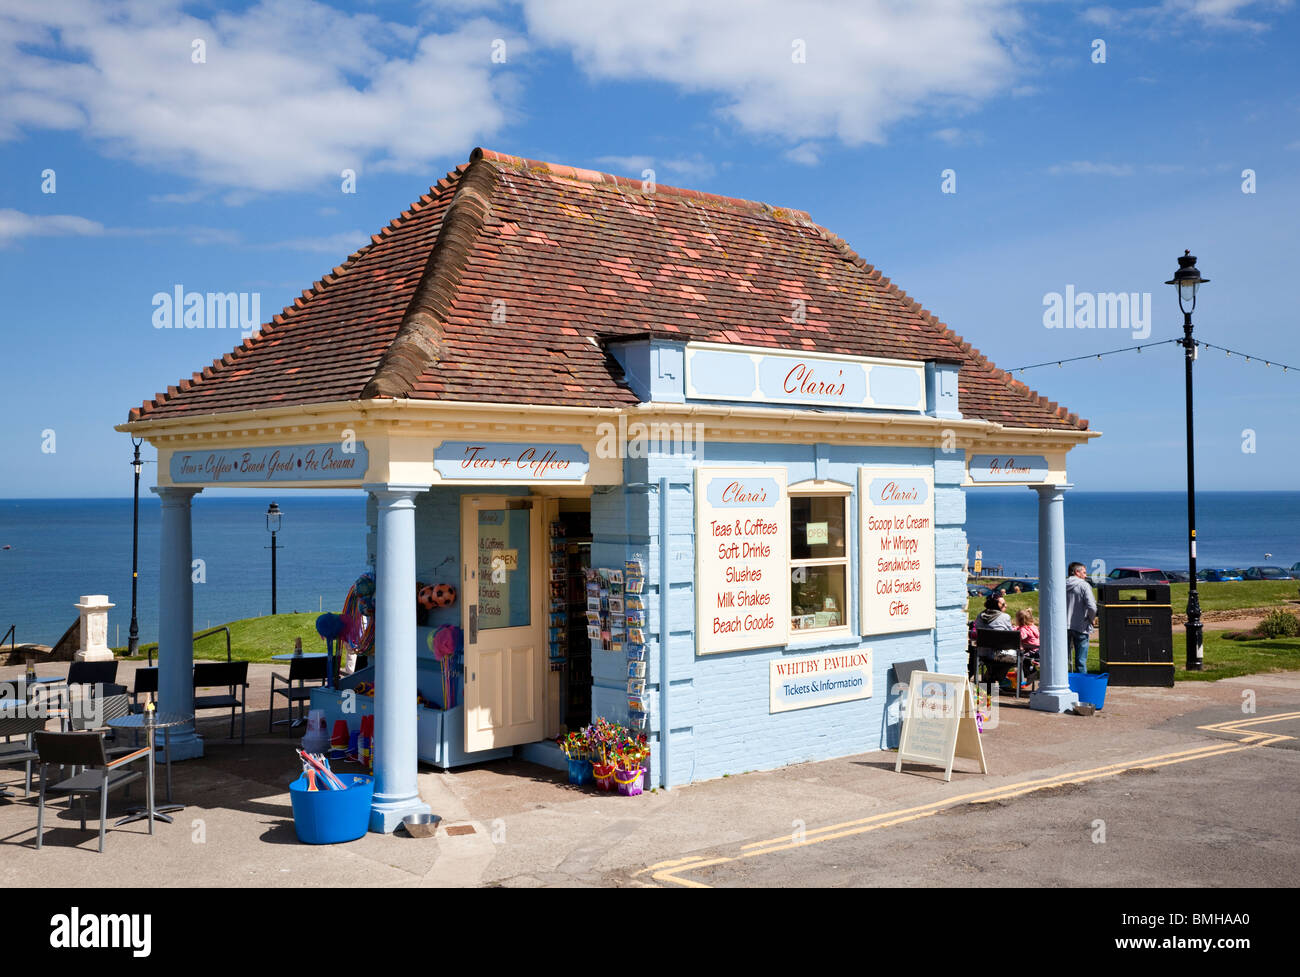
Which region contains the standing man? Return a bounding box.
[1066,561,1098,673]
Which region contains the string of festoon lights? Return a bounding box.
[1005,337,1300,375]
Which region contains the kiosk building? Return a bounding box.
[121,148,1095,831]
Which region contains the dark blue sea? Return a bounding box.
[1,492,1297,646]
[0,496,368,648]
[963,490,1300,580]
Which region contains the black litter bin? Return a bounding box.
[1099,581,1174,686]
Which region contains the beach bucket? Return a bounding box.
[615,766,645,796]
[1068,671,1109,710]
[566,756,593,786]
[592,762,616,791]
[289,773,374,844]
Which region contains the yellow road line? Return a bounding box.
[740,742,1244,852]
[1199,711,1300,732]
[654,711,1297,887]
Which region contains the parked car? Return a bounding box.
[1198,568,1243,582]
[1106,567,1171,582]
[967,584,993,598]
[991,579,1036,595]
[1243,566,1293,581]
[1164,570,1190,583]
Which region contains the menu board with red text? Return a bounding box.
[696,468,790,655]
[860,467,935,636]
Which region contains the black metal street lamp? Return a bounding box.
[1166,250,1209,671]
[266,502,282,615]
[128,438,143,659]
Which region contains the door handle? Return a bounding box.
[468,604,477,644]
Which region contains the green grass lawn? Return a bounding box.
[115,612,325,663]
[967,580,1299,621]
[1171,630,1300,682]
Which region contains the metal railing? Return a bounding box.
[194,626,233,664]
[2,624,14,662]
[147,625,232,665]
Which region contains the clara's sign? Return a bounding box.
[170,442,369,483]
[769,649,872,713]
[683,342,926,412]
[433,442,589,482]
[968,454,1049,483]
[860,467,935,636]
[696,467,790,655]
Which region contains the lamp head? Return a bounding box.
[1165,249,1208,314]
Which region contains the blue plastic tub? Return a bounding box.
[289,773,374,844]
[567,757,593,786]
[1068,672,1109,710]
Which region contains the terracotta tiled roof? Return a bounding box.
[129,148,1087,431]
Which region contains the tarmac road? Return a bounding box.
[634,711,1300,889]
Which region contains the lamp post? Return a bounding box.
[128,438,143,659]
[266,502,282,615]
[1166,250,1208,672]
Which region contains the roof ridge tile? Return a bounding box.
[471,147,810,220]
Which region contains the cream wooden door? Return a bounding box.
[461,495,545,752]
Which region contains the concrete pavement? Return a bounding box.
[2,659,1296,887]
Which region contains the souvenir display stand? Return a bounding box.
[309,626,512,769]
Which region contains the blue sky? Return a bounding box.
[1,0,1297,497]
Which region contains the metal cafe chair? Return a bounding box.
[269,655,328,731]
[32,731,151,853]
[68,692,136,758]
[131,666,159,714]
[194,661,249,744]
[0,713,45,799]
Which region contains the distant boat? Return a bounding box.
[1,545,9,550]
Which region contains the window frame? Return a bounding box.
[787,480,854,640]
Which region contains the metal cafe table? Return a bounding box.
[105,711,189,825]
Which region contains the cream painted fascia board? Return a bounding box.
[117,396,1100,452]
[116,399,629,443]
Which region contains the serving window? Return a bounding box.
[789,490,851,634]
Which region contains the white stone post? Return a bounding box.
[74,595,116,662]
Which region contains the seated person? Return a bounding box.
[1015,608,1041,687]
[972,593,1014,635]
[970,594,1016,689]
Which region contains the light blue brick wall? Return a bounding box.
[361,444,968,788]
[627,439,968,786]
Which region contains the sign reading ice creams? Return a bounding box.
[859,467,935,636]
[170,442,369,483]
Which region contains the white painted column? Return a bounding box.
[364,483,432,833]
[1029,484,1079,713]
[153,486,204,759]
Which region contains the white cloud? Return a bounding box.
[0,0,519,192]
[1048,161,1137,176]
[1048,161,1188,177]
[0,209,105,245]
[257,230,372,254]
[593,154,717,182]
[933,127,984,146]
[1081,1,1288,32]
[520,0,1026,149]
[594,155,656,175]
[660,157,718,181]
[148,190,211,205]
[784,142,821,166]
